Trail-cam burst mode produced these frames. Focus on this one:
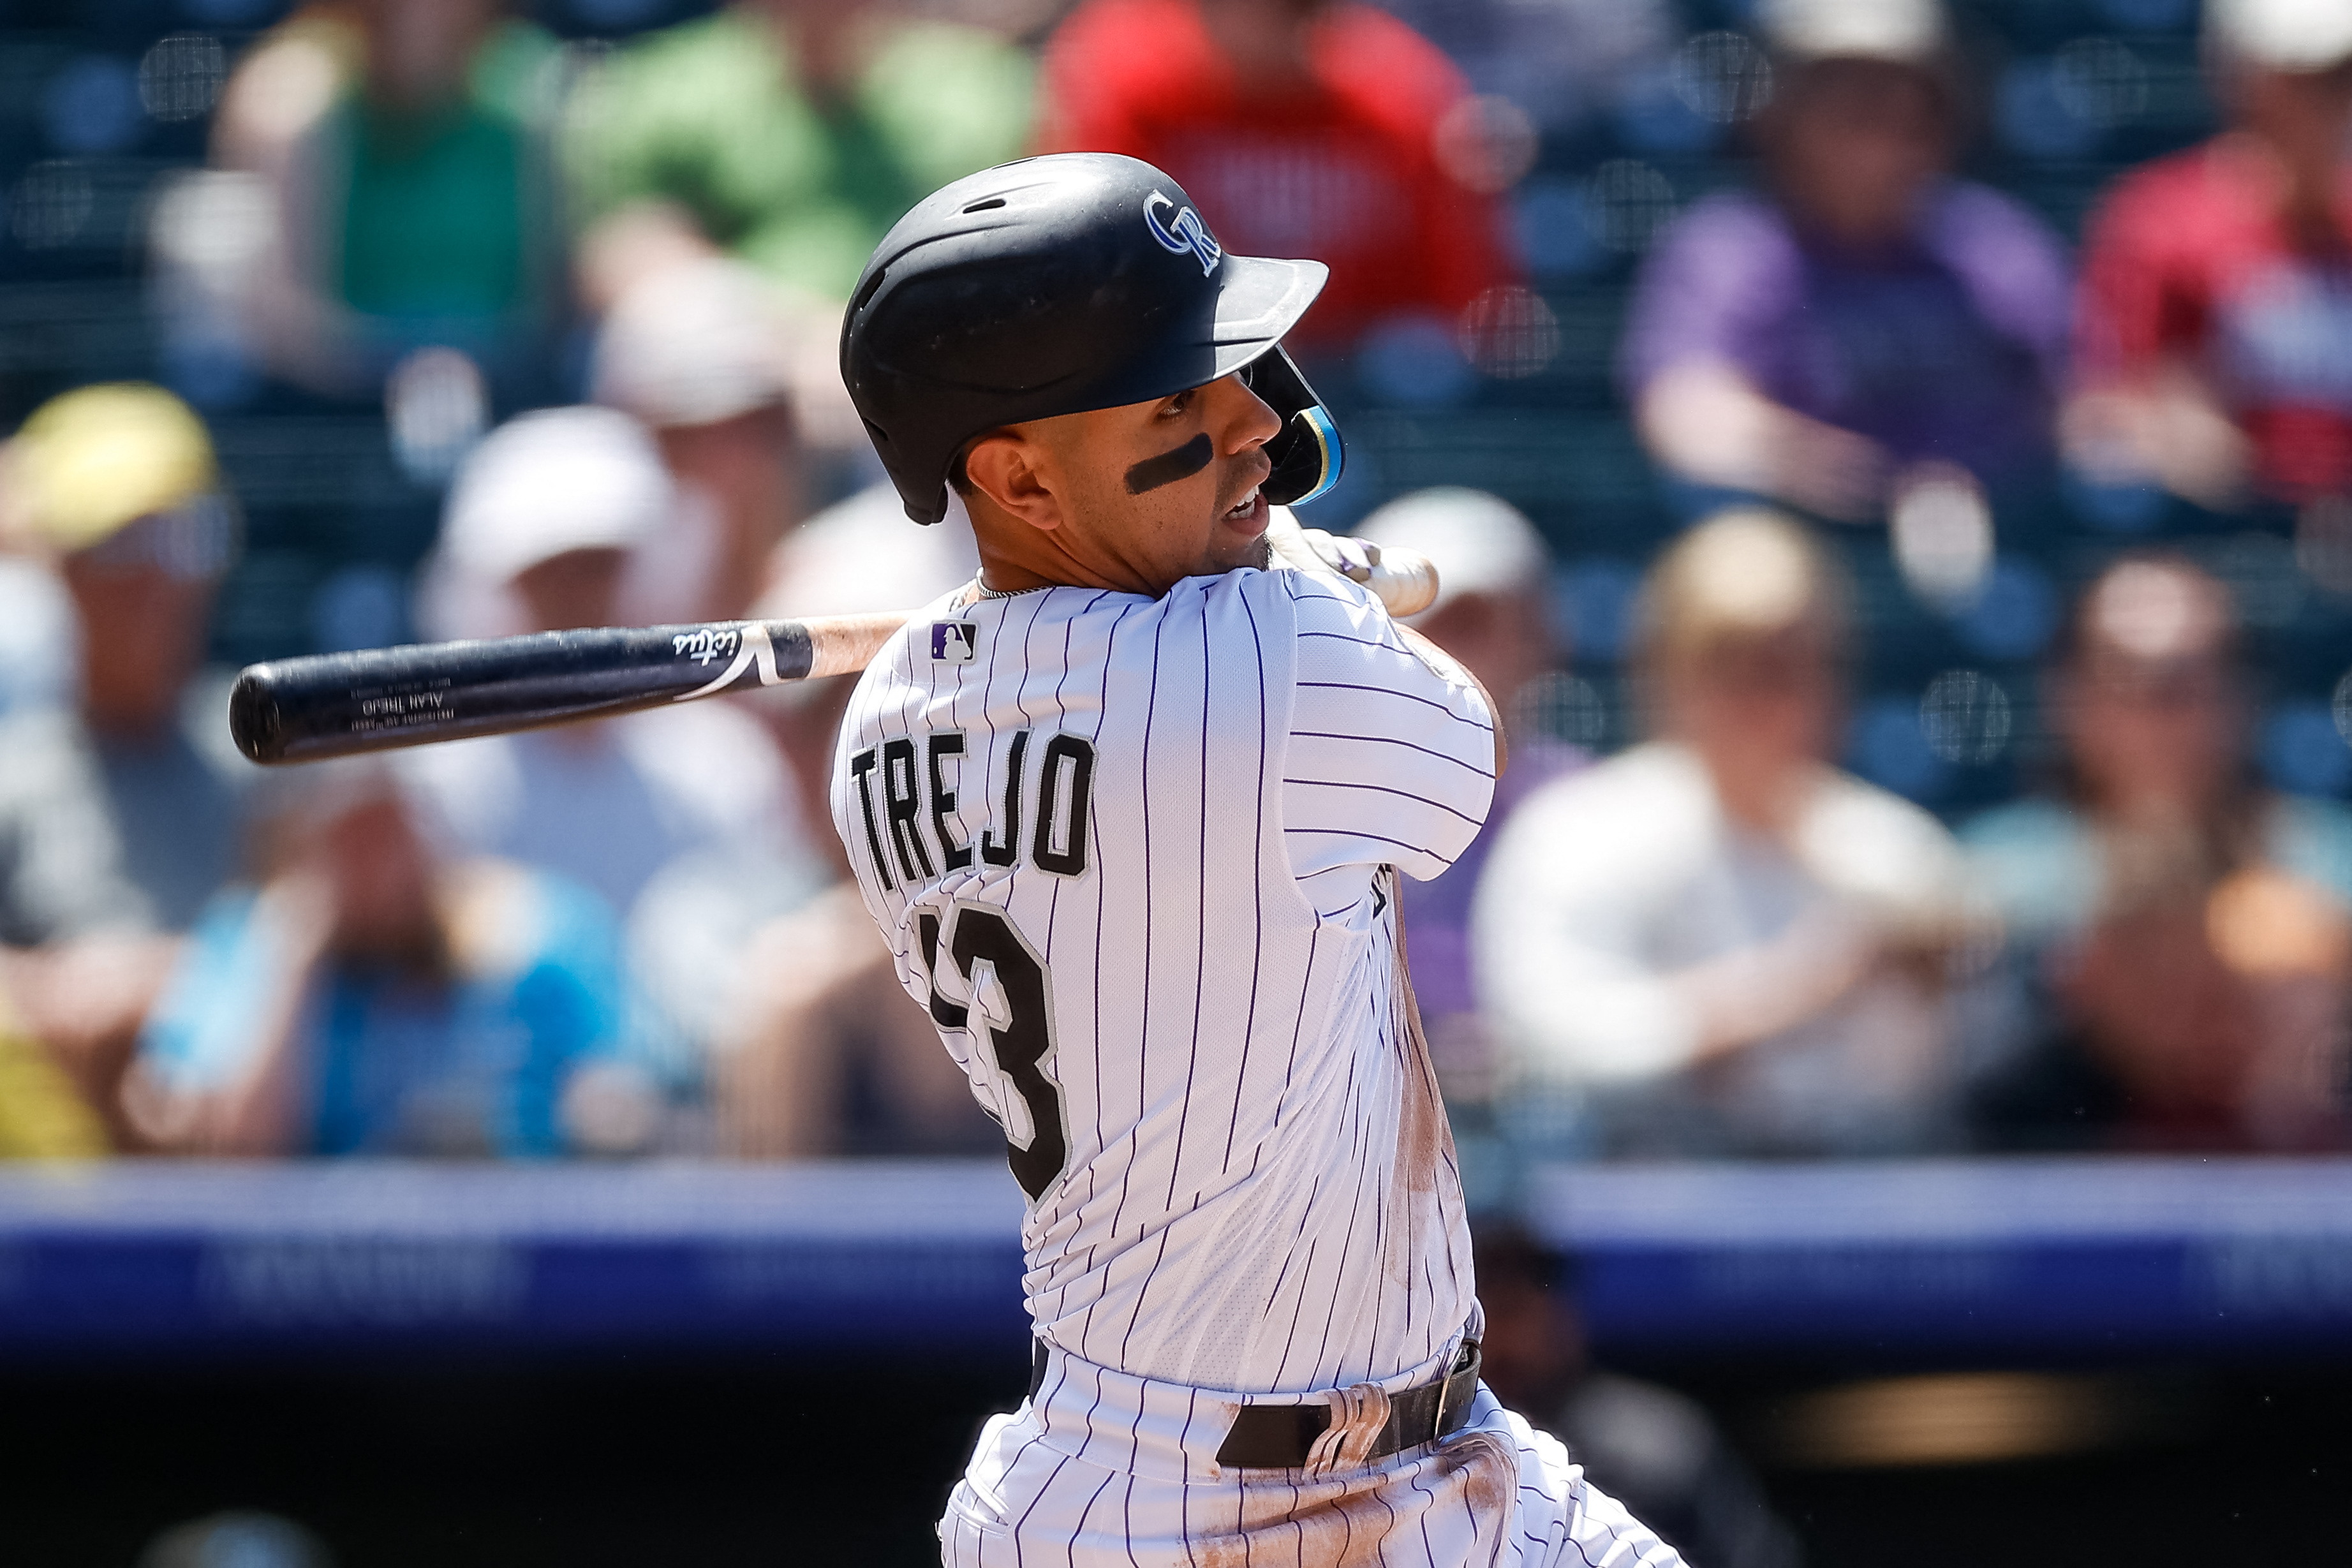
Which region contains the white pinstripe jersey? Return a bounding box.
[831,565,1497,1395]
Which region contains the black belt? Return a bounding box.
[1027,1336,1483,1472]
[1218,1339,1481,1470]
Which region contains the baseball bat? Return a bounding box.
[227,547,1441,766]
[228,612,908,766]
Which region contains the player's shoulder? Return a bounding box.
[846,581,1147,729]
[1174,565,1430,677]
[1235,561,1385,633]
[857,583,989,678]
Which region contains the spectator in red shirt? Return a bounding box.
[2068,0,2352,512]
[1038,0,1520,356]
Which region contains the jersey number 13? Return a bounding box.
[916,903,1070,1204]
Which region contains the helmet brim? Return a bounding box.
[1204,255,1329,378]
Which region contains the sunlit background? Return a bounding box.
[2,0,2351,1562]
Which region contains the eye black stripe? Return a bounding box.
[1123,433,1213,494]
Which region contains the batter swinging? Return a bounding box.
[834,152,1682,1568]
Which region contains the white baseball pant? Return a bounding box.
[941,1339,1688,1567]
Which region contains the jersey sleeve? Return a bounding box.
[1274,570,1497,885]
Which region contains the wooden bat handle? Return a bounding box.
[1363,546,1439,618]
[806,611,912,680]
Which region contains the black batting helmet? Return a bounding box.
[841,152,1344,527]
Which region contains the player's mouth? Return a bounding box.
[1220,484,1268,535]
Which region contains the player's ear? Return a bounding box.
[961,431,1063,534]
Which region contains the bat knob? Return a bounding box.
[1364,547,1439,619]
[228,668,285,764]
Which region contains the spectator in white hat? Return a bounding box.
[593,256,834,627]
[401,408,828,1118]
[714,480,991,1158]
[2068,0,2352,512]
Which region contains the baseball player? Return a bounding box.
[833,153,1683,1567]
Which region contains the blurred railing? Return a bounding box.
[4,1158,2349,1362]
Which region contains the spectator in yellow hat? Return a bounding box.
[0,384,250,1146]
[2,383,249,933]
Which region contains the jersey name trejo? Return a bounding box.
[831,566,1497,1394]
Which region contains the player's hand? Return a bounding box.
[1264,504,1375,581]
[1265,506,1439,617]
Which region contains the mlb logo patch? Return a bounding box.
[931,621,979,663]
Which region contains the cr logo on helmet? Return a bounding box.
[1144,192,1222,277]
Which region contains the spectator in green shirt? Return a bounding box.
[209,0,565,394]
[563,0,1037,307]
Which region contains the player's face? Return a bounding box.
[976,371,1283,597]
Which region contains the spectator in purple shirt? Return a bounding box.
[1621,0,2073,521]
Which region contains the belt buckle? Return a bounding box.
[1431,1336,1478,1440]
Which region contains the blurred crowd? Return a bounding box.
[1,0,2351,1186]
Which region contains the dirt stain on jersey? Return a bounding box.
[1386,869,1454,1195]
[1433,1427,1519,1541]
[1381,866,1458,1286]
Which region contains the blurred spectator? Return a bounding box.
[404,408,825,1100]
[563,0,1034,306]
[2066,0,2352,513]
[125,761,649,1157]
[1473,511,1979,1157]
[0,702,150,1144]
[1475,1224,1803,1568]
[208,0,563,394]
[739,480,979,860]
[1038,0,1521,355]
[0,385,250,935]
[1966,557,2352,1151]
[1622,0,2071,519]
[1356,489,1585,1098]
[593,256,810,625]
[0,386,251,1144]
[1373,0,1673,137]
[0,994,107,1158]
[718,482,994,1158]
[720,882,1010,1158]
[404,407,814,915]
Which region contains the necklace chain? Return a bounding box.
[973,574,1048,601]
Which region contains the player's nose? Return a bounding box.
[1210,372,1282,456]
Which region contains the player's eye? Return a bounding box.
[1159,388,1195,419]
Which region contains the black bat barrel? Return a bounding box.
[229,620,817,765]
